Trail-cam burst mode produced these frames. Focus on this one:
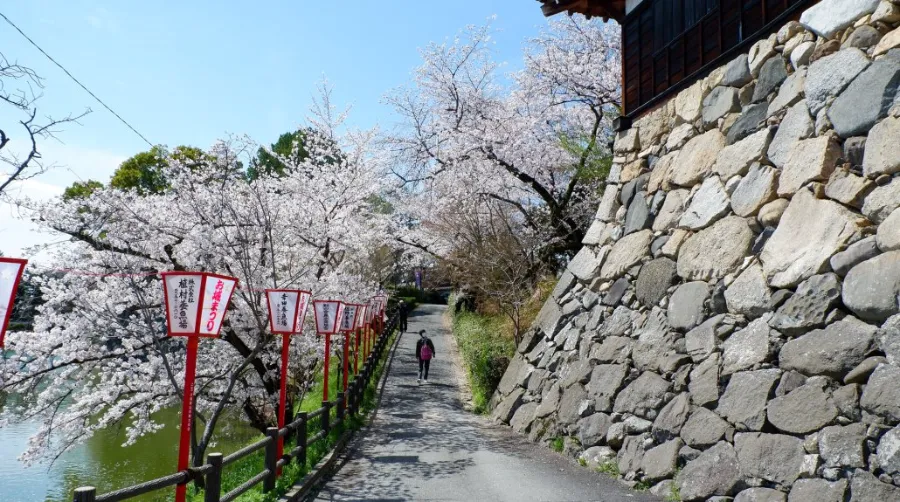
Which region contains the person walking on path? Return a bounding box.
[399,300,409,332]
[415,329,435,384]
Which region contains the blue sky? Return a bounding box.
[1,0,555,258]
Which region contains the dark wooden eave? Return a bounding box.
[538,0,626,22]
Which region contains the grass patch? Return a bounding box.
[549,437,565,453]
[185,328,397,502]
[595,461,620,477]
[634,480,652,492]
[578,457,587,467]
[447,279,555,415]
[666,482,681,502]
[450,311,516,414]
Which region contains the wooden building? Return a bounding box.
[539,0,820,122]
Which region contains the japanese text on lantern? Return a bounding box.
[279,293,289,328]
[177,278,196,330]
[206,280,224,331]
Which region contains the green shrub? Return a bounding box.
[550,437,564,453]
[451,311,516,413]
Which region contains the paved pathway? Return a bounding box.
[313,304,659,502]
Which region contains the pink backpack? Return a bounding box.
[420,341,433,360]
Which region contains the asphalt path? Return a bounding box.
[312,304,660,502]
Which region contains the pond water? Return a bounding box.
[0,405,260,502]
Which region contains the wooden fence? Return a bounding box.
[72,314,398,502]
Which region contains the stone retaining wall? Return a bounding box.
[491,1,900,500]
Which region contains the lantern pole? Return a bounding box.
[354,326,360,374]
[175,337,200,502]
[277,333,290,470]
[323,333,331,402]
[342,330,350,391]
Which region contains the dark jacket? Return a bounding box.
[415,337,435,360]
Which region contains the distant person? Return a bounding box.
[399,300,409,332]
[416,329,435,384]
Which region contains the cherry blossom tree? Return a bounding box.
[0,90,391,470]
[386,16,621,275]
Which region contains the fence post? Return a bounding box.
[204,453,223,502]
[296,411,308,467]
[322,401,331,437]
[263,427,278,492]
[73,487,96,502]
[336,391,345,424]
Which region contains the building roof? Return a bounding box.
[537,0,627,22]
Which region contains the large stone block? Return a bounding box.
[567,246,604,282]
[613,371,670,419]
[877,426,900,475]
[678,216,753,282]
[716,128,772,180]
[599,230,652,281]
[770,273,842,334]
[863,116,900,178]
[761,191,864,288]
[652,189,689,232]
[680,176,731,230]
[635,258,677,308]
[725,264,773,319]
[799,0,880,38]
[681,408,730,448]
[789,479,847,502]
[805,48,870,115]
[642,438,683,482]
[717,369,781,431]
[678,441,741,501]
[675,80,707,124]
[878,208,900,252]
[703,86,741,127]
[731,163,778,217]
[860,363,900,422]
[753,56,789,103]
[722,317,771,375]
[779,317,878,378]
[768,101,814,168]
[669,130,727,187]
[689,353,722,406]
[587,364,627,412]
[669,281,710,331]
[849,469,900,501]
[767,381,839,434]
[830,57,900,138]
[862,176,900,224]
[734,432,805,486]
[778,136,842,197]
[820,423,867,468]
[842,251,900,322]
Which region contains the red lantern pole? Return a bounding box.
[265,289,310,477]
[354,327,360,374]
[342,331,350,391]
[323,333,331,402]
[277,334,290,470]
[162,271,238,502]
[175,337,199,502]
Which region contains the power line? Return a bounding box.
[0,11,154,147]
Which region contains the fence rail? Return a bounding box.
[72,314,398,502]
